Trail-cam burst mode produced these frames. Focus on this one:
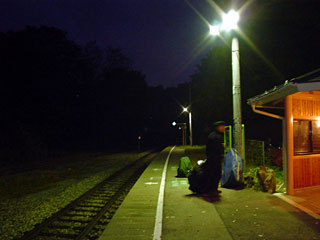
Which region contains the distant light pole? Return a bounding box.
[182,106,193,146]
[172,122,187,145]
[209,10,242,157]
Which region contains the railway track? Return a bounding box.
[17,151,159,240]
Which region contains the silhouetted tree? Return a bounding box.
[0,26,88,160]
[189,46,232,144]
[0,26,154,164]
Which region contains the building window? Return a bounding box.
[293,119,320,155]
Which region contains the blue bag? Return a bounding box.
[221,148,243,188]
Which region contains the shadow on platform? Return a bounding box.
[185,193,221,203]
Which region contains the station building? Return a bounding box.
[247,69,320,196]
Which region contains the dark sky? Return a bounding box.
[1,0,320,87]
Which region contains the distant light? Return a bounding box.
[182,107,188,112]
[209,25,220,36]
[221,10,239,31]
[172,121,177,126]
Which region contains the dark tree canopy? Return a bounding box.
[189,46,232,143]
[0,26,165,165]
[1,17,303,165]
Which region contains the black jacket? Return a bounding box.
[206,129,224,158]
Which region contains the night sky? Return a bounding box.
[1,0,320,87]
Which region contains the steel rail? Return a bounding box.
[17,150,159,240]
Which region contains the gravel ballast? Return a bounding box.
[0,152,148,240]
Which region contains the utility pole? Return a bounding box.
[189,83,193,146]
[188,111,193,146]
[232,37,242,156]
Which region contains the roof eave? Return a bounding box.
[247,83,296,106]
[247,82,320,107]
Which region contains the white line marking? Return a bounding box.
[153,146,175,240]
[145,182,159,185]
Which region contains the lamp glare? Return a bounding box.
[209,25,220,36]
[221,10,239,31]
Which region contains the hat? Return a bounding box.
[213,121,226,127]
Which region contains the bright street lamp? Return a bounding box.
[209,25,220,36]
[209,9,242,158]
[221,10,240,31]
[182,106,193,146]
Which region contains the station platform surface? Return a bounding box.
[99,147,320,240]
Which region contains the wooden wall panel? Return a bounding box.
[293,98,320,118]
[311,157,320,186]
[291,93,320,191]
[294,156,320,189]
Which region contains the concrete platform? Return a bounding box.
[99,146,232,240]
[99,146,320,240]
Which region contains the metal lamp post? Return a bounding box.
[231,37,242,158]
[183,107,193,146]
[209,10,242,157]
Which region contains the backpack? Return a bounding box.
[177,156,193,177]
[221,148,243,188]
[188,161,208,194]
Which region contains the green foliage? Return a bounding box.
[245,139,279,167]
[245,139,265,166]
[244,141,284,192]
[243,167,262,191]
[244,166,280,192]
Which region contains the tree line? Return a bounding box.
[0,25,284,165]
